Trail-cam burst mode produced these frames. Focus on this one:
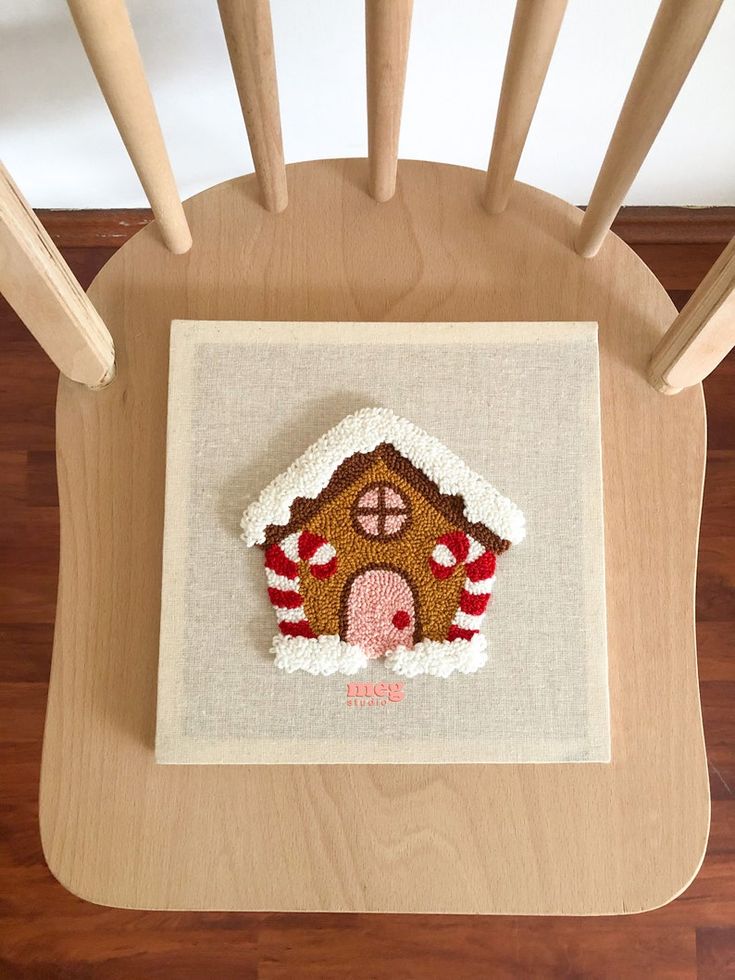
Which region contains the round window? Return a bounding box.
[352,483,411,540]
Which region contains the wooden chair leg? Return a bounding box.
[484,0,568,215]
[365,0,413,203]
[218,0,288,213]
[649,236,735,394]
[67,0,192,254]
[0,162,115,388]
[576,0,723,258]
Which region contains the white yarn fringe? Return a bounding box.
[385,635,488,679]
[273,633,488,679]
[272,634,368,676]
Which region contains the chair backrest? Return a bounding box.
[0,0,731,394]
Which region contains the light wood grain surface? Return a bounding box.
[39,160,709,913]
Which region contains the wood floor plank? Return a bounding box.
[633,243,727,291]
[705,352,735,452]
[696,541,735,622]
[0,625,54,683]
[701,452,735,539]
[697,623,735,682]
[696,928,735,980]
[255,917,698,980]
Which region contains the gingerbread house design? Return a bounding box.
[241,408,525,678]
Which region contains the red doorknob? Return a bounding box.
[392,610,410,630]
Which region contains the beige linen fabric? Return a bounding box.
[157,321,610,764]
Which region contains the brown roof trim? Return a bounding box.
[262,444,511,554]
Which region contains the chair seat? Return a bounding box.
[39,159,709,913]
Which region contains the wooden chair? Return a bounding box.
[1,0,732,914]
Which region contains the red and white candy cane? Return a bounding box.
[428,531,496,641]
[264,530,338,638]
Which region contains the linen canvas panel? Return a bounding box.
[157,321,610,764]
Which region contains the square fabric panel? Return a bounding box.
[157,321,610,764]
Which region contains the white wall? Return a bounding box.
[1,0,734,208]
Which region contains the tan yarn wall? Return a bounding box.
[300,457,464,640]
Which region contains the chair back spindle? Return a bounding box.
[485,0,567,215]
[3,2,732,395]
[365,0,413,203]
[0,162,115,387]
[67,0,192,254]
[218,0,288,213]
[576,0,723,258]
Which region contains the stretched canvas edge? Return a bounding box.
[156,320,610,765]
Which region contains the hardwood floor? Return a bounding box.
[0,218,733,978]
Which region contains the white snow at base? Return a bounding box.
[272,633,488,679]
[241,407,525,547]
[272,634,368,676]
[384,635,488,679]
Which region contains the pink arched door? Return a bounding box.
[343,567,417,658]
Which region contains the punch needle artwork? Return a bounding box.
[241,408,525,678]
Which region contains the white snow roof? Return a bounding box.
[241,408,526,547]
